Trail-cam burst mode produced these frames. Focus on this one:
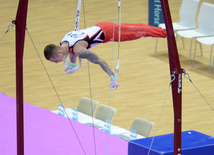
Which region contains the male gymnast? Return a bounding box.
[44,22,167,89]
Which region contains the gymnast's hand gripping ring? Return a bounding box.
[63,54,82,74]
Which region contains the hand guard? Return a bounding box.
[108,75,119,90]
[64,62,77,75]
[63,54,82,75]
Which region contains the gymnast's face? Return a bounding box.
[49,51,64,64]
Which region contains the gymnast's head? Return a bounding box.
[44,44,64,63]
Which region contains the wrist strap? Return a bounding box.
[111,76,114,81]
[68,62,77,67]
[110,75,118,81]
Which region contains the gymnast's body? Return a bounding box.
[44,22,167,89]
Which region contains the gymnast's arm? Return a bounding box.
[73,41,114,77]
[69,52,77,64]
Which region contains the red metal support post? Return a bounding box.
[160,0,183,155]
[15,0,28,155]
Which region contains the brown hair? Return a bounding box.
[44,44,59,60]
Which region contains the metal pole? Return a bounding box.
[15,0,28,154]
[160,0,183,154]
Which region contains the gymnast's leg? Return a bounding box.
[95,22,167,42]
